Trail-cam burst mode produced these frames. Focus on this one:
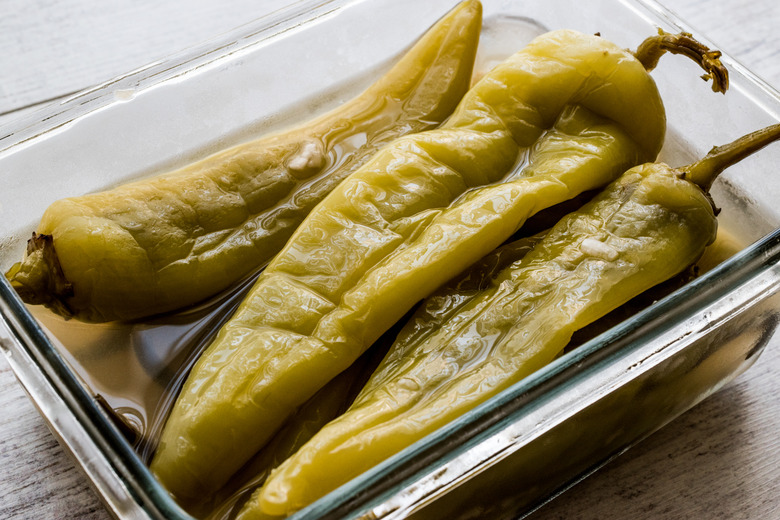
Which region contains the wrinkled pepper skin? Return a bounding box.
[381,233,546,354]
[254,123,780,515]
[197,341,382,520]
[255,163,719,516]
[228,235,542,520]
[200,374,355,520]
[198,322,397,520]
[152,26,670,502]
[5,0,482,322]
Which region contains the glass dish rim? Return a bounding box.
[0,0,779,518]
[0,0,346,154]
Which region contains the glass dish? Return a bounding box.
[1,0,779,519]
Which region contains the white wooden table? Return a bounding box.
[1,1,779,519]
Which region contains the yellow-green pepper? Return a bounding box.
[152,27,727,503]
[198,336,389,520]
[254,123,780,516]
[5,0,482,322]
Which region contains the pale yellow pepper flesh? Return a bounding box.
[151,25,669,504]
[254,124,780,517]
[255,163,719,515]
[6,0,482,322]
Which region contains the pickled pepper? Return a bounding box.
[152,26,728,502]
[254,123,780,516]
[197,337,390,520]
[5,0,482,322]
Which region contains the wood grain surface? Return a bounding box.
[1,1,779,519]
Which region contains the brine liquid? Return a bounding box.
[31,272,260,463]
[30,224,747,466]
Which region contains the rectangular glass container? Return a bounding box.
[1,0,779,518]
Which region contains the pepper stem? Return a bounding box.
[5,232,74,317]
[633,29,728,94]
[681,123,780,191]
